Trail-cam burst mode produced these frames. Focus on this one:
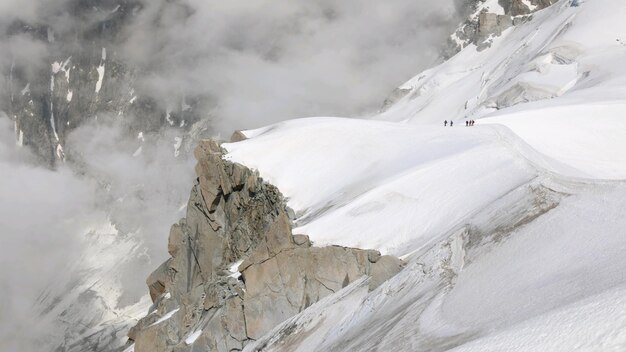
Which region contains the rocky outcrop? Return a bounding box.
[505,0,559,16]
[124,139,404,351]
[444,0,558,57]
[478,12,513,37]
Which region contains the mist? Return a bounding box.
[0,0,464,349]
[0,115,195,350]
[0,116,100,349]
[122,0,462,132]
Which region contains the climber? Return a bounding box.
[450,121,454,127]
[444,120,448,126]
[465,121,469,127]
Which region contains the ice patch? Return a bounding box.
[450,32,466,49]
[56,144,65,161]
[67,90,73,102]
[95,48,106,94]
[95,64,105,93]
[51,62,62,74]
[47,58,72,145]
[21,83,30,96]
[149,308,179,327]
[17,129,24,147]
[174,137,183,157]
[62,59,71,82]
[229,260,244,280]
[522,0,538,11]
[49,67,59,142]
[185,330,203,345]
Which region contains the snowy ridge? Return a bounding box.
[227,118,536,255]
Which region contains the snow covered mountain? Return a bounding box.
[3,0,625,351]
[124,0,626,350]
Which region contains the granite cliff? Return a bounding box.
[123,137,404,351]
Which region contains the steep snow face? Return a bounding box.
[95,48,106,94]
[224,0,626,350]
[378,0,626,178]
[442,185,626,334]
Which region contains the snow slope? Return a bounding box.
[224,0,626,350]
[379,0,626,179]
[243,182,626,352]
[226,118,537,256]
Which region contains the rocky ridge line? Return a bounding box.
[123,136,405,351]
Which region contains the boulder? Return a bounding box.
[293,234,311,247]
[146,260,170,302]
[230,130,247,142]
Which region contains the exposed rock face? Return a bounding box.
[125,139,404,351]
[3,1,202,166]
[444,0,558,57]
[478,12,513,37]
[505,0,559,16]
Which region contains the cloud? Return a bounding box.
[121,0,462,133]
[1,0,462,133]
[0,116,100,350]
[0,115,195,350]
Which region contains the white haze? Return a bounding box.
[0,116,101,349]
[123,0,463,132]
[0,115,195,350]
[0,0,464,349]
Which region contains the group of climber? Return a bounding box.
[443,120,475,127]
